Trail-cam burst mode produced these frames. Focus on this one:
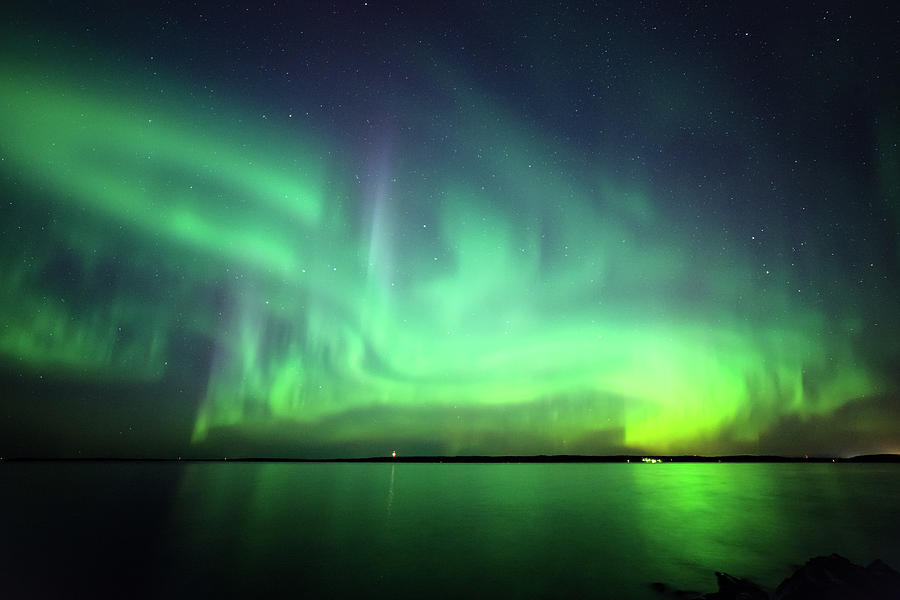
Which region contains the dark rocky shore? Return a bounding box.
[652,554,900,600]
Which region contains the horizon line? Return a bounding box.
[2,453,899,463]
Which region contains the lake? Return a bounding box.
[2,462,898,598]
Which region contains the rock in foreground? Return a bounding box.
[653,554,900,600]
[774,554,900,600]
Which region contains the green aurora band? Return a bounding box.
[0,50,890,456]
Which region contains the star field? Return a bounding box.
[0,1,898,457]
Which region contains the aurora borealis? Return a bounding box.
[1,2,898,457]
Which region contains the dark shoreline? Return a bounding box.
[2,453,898,463]
[658,553,900,600]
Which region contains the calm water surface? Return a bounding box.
[2,463,898,598]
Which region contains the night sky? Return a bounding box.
[1,2,898,458]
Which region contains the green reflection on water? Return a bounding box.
[163,463,900,598]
